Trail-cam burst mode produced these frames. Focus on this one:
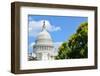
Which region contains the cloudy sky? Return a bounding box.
[28,15,87,53]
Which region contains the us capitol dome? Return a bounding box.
[32,21,57,60]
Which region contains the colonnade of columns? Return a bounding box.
[34,45,53,51]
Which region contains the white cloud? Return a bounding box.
[29,42,35,48]
[53,42,63,56]
[29,20,61,37]
[53,42,63,49]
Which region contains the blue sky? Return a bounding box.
[28,15,88,53]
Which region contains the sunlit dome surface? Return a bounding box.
[37,29,52,40]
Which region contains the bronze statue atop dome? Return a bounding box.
[42,21,46,31]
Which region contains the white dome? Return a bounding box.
[37,29,52,40]
[35,29,53,45]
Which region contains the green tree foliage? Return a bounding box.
[56,22,88,59]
